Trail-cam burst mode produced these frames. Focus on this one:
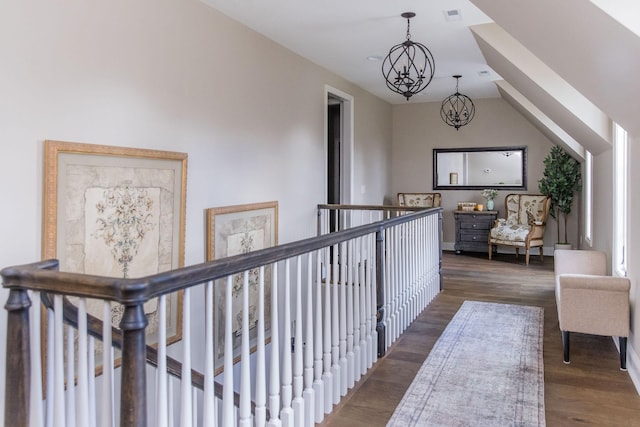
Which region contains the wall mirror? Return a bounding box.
[433,146,527,190]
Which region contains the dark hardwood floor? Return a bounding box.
[320,251,640,426]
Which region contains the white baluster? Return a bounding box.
[46,308,54,427]
[322,246,334,415]
[157,295,168,427]
[267,263,282,427]
[370,233,378,363]
[303,254,315,427]
[330,244,340,405]
[192,388,198,427]
[358,237,367,376]
[339,242,347,396]
[204,287,216,427]
[180,288,192,427]
[313,250,325,423]
[292,257,304,427]
[353,238,362,382]
[77,299,89,427]
[222,277,235,426]
[168,376,175,427]
[88,337,96,427]
[29,292,43,427]
[101,301,113,427]
[385,228,394,348]
[280,259,294,426]
[53,296,66,427]
[240,271,252,427]
[346,239,355,389]
[255,267,267,427]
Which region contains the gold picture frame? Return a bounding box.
[206,201,278,375]
[42,140,187,371]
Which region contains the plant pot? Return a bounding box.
[554,243,573,251]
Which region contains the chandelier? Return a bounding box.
[441,75,475,130]
[382,12,435,101]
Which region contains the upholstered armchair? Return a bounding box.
[488,194,550,265]
[397,192,441,208]
[554,250,630,370]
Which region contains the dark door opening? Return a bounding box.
[327,99,341,232]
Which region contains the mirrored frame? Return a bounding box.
[433,146,528,190]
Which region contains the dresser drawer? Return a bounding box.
[459,220,493,230]
[458,231,489,243]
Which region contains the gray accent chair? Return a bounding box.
[554,249,630,370]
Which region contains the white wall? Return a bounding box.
[0,0,392,419]
[625,133,639,381]
[391,98,566,249]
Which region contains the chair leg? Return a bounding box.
[515,248,519,259]
[539,246,544,262]
[562,330,571,364]
[525,248,530,266]
[488,243,493,260]
[620,337,628,371]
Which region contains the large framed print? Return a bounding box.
[206,201,278,375]
[42,140,187,369]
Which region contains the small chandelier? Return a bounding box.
[382,12,435,101]
[440,75,476,130]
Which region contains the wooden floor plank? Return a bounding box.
[320,251,640,426]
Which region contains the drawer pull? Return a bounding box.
[472,224,477,228]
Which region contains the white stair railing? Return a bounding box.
[3,205,441,427]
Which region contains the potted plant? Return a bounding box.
[538,146,582,249]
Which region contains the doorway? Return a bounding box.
[325,86,354,231]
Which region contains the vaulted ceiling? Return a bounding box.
[202,0,640,158]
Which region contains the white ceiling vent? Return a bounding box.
[443,9,462,22]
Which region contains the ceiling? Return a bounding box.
[200,0,640,156]
[200,0,499,104]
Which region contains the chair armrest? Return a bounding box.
[527,222,545,240]
[557,274,630,337]
[558,274,630,293]
[492,218,506,228]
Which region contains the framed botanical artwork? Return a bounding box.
[206,201,278,375]
[42,140,187,370]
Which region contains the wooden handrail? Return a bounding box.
[1,208,441,304]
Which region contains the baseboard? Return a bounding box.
[614,336,640,395]
[443,242,555,257]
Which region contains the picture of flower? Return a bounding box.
[481,188,499,200]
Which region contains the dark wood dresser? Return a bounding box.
[454,210,498,254]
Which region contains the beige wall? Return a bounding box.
[390,98,570,250]
[0,0,393,419]
[626,134,639,373]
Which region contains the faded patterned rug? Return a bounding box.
[387,301,545,426]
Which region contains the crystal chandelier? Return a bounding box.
[382,12,435,101]
[441,75,475,130]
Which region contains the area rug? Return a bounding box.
[387,301,545,426]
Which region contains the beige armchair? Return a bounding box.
[397,192,441,208]
[488,194,550,265]
[554,249,630,370]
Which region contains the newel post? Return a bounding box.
[375,228,386,357]
[5,288,31,427]
[119,302,148,427]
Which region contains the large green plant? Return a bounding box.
[538,146,582,244]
